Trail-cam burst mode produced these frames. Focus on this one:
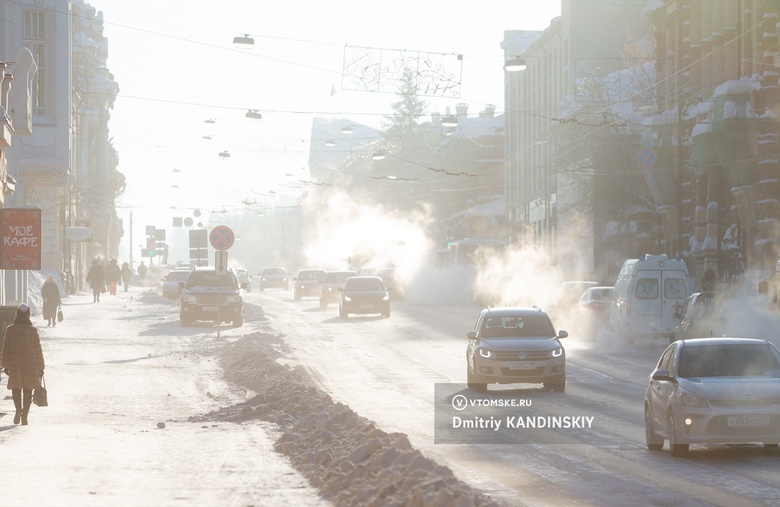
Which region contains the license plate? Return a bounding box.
[202,306,219,312]
[509,363,535,370]
[360,304,374,309]
[727,415,770,428]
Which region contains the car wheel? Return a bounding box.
[644,404,663,450]
[544,373,565,392]
[233,316,243,327]
[668,412,689,457]
[466,362,486,392]
[382,308,391,318]
[180,317,191,327]
[339,306,348,319]
[294,291,301,301]
[320,298,327,308]
[259,286,264,292]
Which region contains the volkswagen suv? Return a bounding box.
[466,307,567,392]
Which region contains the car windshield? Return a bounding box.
[262,268,285,276]
[481,315,555,338]
[324,271,356,283]
[346,278,384,291]
[186,272,238,289]
[679,344,780,377]
[299,270,324,281]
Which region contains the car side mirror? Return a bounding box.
[558,330,568,339]
[651,369,676,382]
[467,331,477,340]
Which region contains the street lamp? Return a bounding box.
[341,125,354,134]
[441,116,458,128]
[504,57,527,72]
[233,34,254,49]
[245,109,262,119]
[372,151,386,161]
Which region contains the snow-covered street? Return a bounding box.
[0,286,329,507]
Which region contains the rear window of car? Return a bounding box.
[679,344,780,377]
[481,315,555,338]
[167,271,191,281]
[262,268,285,276]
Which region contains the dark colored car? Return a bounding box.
[338,275,391,318]
[673,291,722,343]
[180,267,243,327]
[466,307,567,392]
[319,270,357,308]
[293,269,326,300]
[258,267,289,291]
[161,269,191,299]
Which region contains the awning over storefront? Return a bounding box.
[640,115,677,206]
[711,81,757,187]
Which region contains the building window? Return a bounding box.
[23,10,47,116]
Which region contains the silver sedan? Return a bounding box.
[644,337,780,456]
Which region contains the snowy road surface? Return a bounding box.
[0,288,329,507]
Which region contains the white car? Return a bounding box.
[644,337,780,456]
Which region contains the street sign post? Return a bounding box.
[215,250,228,276]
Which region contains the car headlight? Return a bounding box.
[344,296,352,302]
[550,347,564,358]
[182,294,197,303]
[478,349,494,359]
[382,294,389,301]
[680,389,709,408]
[226,295,242,303]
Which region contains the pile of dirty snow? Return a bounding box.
[196,332,500,507]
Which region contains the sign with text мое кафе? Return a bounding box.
[0,207,42,270]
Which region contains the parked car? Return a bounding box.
[258,267,289,291]
[161,268,191,299]
[466,307,568,392]
[319,270,357,308]
[559,280,599,306]
[234,268,252,292]
[644,337,780,456]
[338,275,391,318]
[179,267,243,327]
[293,268,326,300]
[672,291,723,342]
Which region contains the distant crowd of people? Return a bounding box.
[84,257,149,303]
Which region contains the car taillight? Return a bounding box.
[626,301,631,315]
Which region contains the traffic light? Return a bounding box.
[146,238,155,257]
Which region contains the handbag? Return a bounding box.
[33,375,48,407]
[57,308,64,322]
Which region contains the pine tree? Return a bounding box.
[381,67,428,149]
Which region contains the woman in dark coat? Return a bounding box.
[86,258,105,303]
[41,275,62,326]
[1,304,45,425]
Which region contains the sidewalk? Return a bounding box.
[0,286,328,507]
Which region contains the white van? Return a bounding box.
[610,254,692,341]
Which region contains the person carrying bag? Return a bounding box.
[1,304,46,425]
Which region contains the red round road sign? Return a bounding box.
[209,225,235,250]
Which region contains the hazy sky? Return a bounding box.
[89,1,561,258]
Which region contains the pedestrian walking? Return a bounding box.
[137,261,148,286]
[1,303,45,425]
[41,275,62,327]
[107,258,121,295]
[86,258,105,303]
[121,262,133,292]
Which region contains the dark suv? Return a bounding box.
[180,267,243,327]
